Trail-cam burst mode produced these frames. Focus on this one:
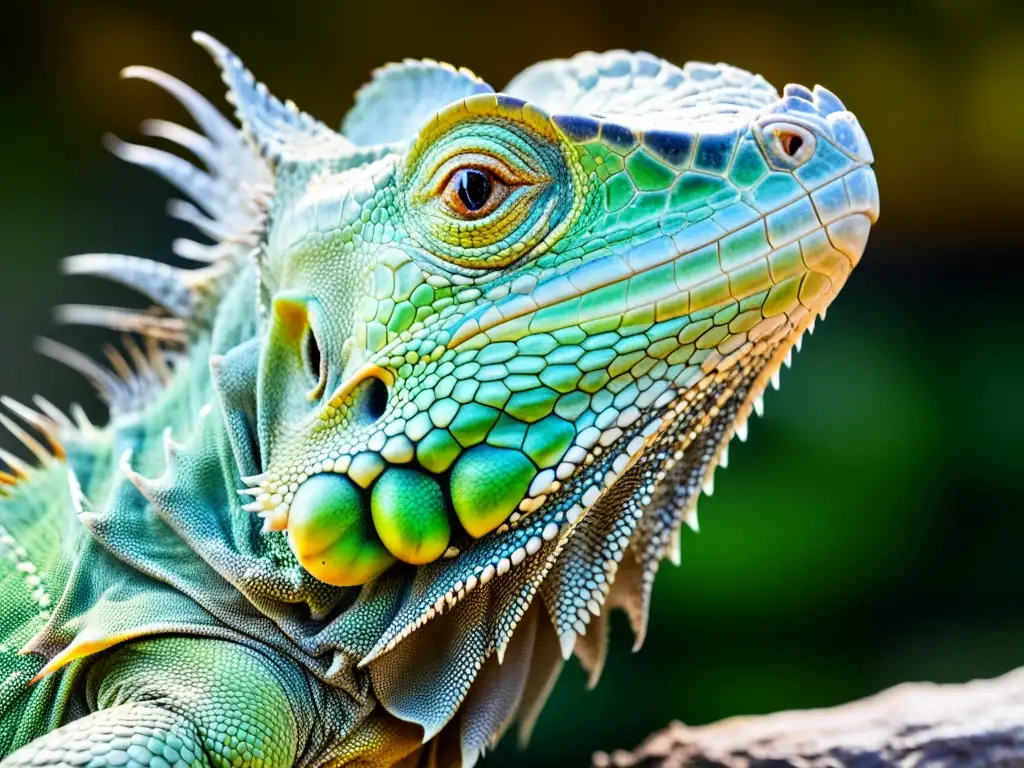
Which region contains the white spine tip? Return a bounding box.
[191,30,219,50]
[78,511,102,529]
[684,507,700,533]
[770,369,781,391]
[753,395,764,417]
[162,427,184,458]
[261,506,289,532]
[667,526,683,565]
[702,475,715,497]
[735,421,748,442]
[559,630,577,661]
[117,448,134,476]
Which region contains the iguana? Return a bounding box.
[0,33,878,767]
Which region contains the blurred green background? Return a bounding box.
[2,0,1023,764]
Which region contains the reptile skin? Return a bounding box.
[0,34,879,767]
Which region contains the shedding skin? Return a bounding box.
[0,34,877,767]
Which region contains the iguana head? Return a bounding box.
[218,43,878,589]
[0,36,882,758]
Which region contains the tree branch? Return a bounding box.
[593,667,1024,768]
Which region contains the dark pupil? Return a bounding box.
[782,134,803,156]
[455,169,492,212]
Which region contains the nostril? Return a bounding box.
[780,132,803,157]
[365,376,389,422]
[338,368,393,425]
[304,328,324,394]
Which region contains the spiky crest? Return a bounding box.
[341,58,494,146]
[0,395,68,495]
[192,32,356,164]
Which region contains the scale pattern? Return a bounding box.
[0,32,878,768]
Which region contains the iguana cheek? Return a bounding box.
[286,473,395,586]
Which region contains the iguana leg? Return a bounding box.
[2,637,302,767]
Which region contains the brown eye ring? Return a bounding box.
[441,167,512,219]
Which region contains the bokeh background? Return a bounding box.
[2,0,1023,764]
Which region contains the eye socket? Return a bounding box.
[406,124,566,267]
[441,167,512,219]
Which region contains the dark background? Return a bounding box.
[2,0,1023,764]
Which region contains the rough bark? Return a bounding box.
[593,667,1024,768]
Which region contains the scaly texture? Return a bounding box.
[0,35,878,767]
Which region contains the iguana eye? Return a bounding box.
[441,167,512,219]
[404,119,574,268]
[757,120,816,170]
